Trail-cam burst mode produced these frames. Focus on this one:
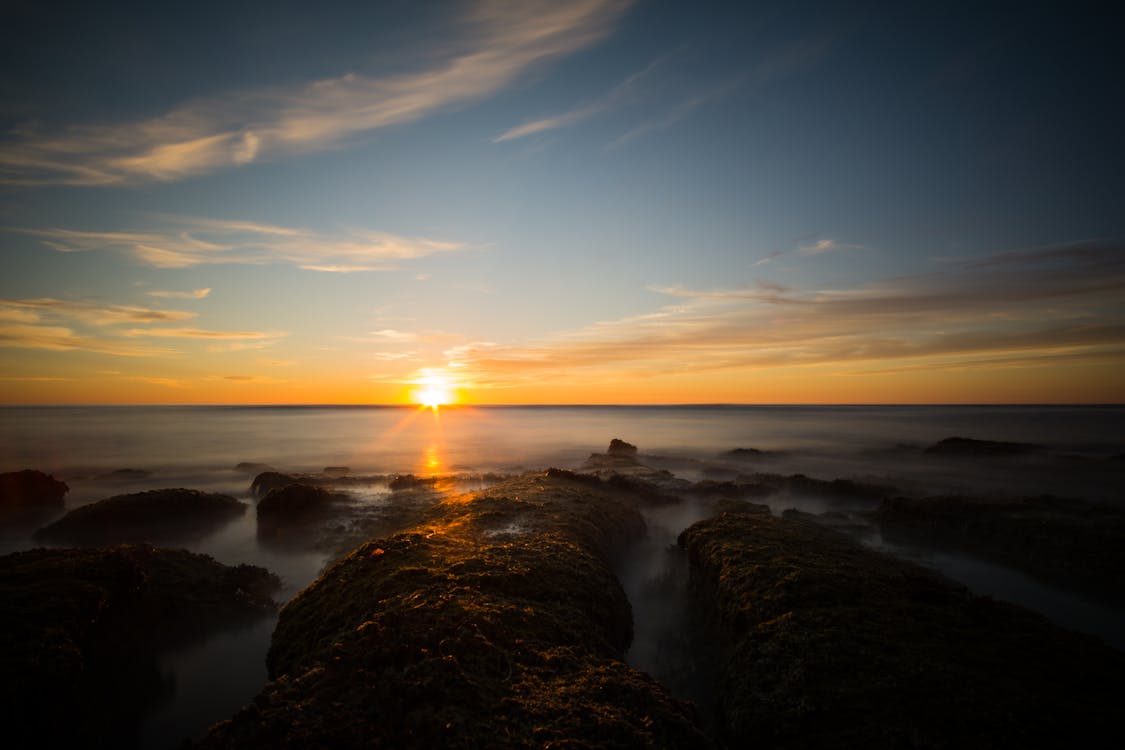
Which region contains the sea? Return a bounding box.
[2,404,1123,747]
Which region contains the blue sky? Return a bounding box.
[1,0,1123,403]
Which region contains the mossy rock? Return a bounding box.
[34,488,245,544]
[0,545,280,748]
[679,512,1125,748]
[200,474,712,748]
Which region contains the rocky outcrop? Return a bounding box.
[679,512,1125,747]
[0,545,279,748]
[876,494,1125,604]
[607,438,638,457]
[0,469,67,523]
[200,474,712,749]
[34,489,246,545]
[923,436,1045,457]
[250,470,301,498]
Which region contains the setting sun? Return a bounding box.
[410,372,456,410]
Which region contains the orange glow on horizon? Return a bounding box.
[408,370,458,410]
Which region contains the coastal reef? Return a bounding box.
[0,469,68,525]
[876,494,1125,605]
[34,488,246,545]
[199,473,713,748]
[679,511,1125,747]
[0,545,280,748]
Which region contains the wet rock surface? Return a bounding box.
[0,545,280,748]
[679,512,1125,748]
[199,474,713,749]
[876,494,1125,605]
[34,488,246,545]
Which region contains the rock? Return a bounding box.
[250,470,300,498]
[876,494,1125,605]
[0,469,67,523]
[0,544,279,748]
[34,489,246,545]
[722,447,764,458]
[235,462,273,473]
[679,512,1125,747]
[606,438,638,457]
[923,436,1045,457]
[322,465,350,476]
[199,474,712,749]
[256,483,344,523]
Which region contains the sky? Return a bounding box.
[1,0,1123,404]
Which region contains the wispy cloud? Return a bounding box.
[0,0,633,186]
[147,288,212,299]
[0,298,197,325]
[121,328,286,340]
[440,239,1125,387]
[798,238,860,255]
[494,57,660,142]
[11,216,464,271]
[0,323,177,356]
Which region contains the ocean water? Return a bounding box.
[2,404,1124,747]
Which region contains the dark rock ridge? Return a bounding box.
[679,512,1125,748]
[34,488,246,545]
[606,438,638,457]
[256,483,352,547]
[0,545,280,748]
[199,474,713,748]
[876,494,1125,605]
[0,469,68,523]
[923,436,1045,457]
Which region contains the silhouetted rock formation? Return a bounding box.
[199,474,712,749]
[876,494,1125,605]
[250,470,301,498]
[679,512,1125,747]
[0,545,279,749]
[607,438,638,457]
[34,488,245,545]
[923,436,1045,457]
[0,469,67,523]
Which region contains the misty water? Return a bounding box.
[3,404,1124,747]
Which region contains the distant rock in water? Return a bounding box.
[34,489,246,545]
[199,473,711,749]
[0,469,67,523]
[876,494,1125,605]
[322,465,350,476]
[923,436,1045,457]
[0,544,279,748]
[722,447,764,458]
[679,512,1125,747]
[607,438,638,457]
[235,461,274,473]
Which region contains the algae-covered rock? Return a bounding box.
[0,545,280,748]
[0,469,68,523]
[250,470,301,498]
[200,473,712,749]
[679,512,1125,748]
[34,488,246,545]
[876,494,1125,605]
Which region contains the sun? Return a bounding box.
[410,372,456,410]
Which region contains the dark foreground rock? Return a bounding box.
[199,474,712,749]
[0,545,280,748]
[876,494,1125,605]
[0,469,68,524]
[34,488,246,545]
[679,512,1125,748]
